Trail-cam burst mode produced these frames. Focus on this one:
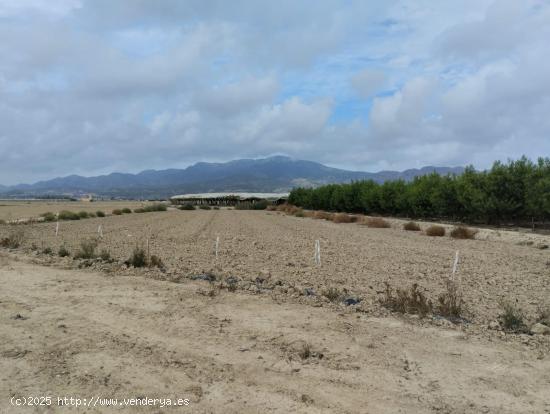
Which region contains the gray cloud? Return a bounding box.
[0,0,549,184]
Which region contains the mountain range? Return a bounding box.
[0,156,464,199]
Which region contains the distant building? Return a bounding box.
[170,192,288,207]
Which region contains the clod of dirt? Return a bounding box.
[343,297,361,306]
[191,273,217,282]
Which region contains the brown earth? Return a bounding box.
[1,208,550,413]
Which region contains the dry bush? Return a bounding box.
[365,217,391,228]
[450,226,477,239]
[332,213,353,223]
[437,279,464,318]
[96,210,106,217]
[425,225,446,237]
[58,245,70,257]
[0,228,25,249]
[499,301,527,333]
[403,221,421,231]
[380,282,432,317]
[313,211,333,220]
[323,287,343,303]
[112,209,123,216]
[149,254,164,269]
[78,211,89,219]
[74,238,98,259]
[126,247,147,267]
[0,219,5,225]
[298,343,312,360]
[536,305,550,326]
[40,212,56,222]
[293,209,305,217]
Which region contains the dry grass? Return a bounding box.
[403,221,421,231]
[450,226,477,239]
[426,225,446,237]
[499,301,527,333]
[380,282,432,317]
[313,211,333,220]
[0,228,25,249]
[74,238,98,259]
[437,279,464,318]
[332,213,353,223]
[323,287,343,303]
[364,217,391,228]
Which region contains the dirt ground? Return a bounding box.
[1,208,550,412]
[1,253,549,413]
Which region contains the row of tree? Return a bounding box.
[288,157,550,225]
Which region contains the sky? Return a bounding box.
[1,0,550,185]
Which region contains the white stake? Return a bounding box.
[314,240,321,266]
[452,250,459,278]
[98,224,103,238]
[55,221,59,237]
[215,235,219,259]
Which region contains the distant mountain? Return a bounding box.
[1,156,464,199]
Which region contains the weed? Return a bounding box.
[99,249,112,262]
[535,305,550,327]
[298,343,312,360]
[126,247,147,267]
[403,221,421,231]
[380,282,432,317]
[0,228,25,248]
[499,301,527,333]
[450,226,477,239]
[58,245,70,257]
[149,254,164,269]
[74,238,98,259]
[437,279,464,318]
[323,287,342,303]
[426,225,445,237]
[96,210,106,217]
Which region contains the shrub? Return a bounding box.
[403,221,421,231]
[134,208,145,213]
[332,213,353,223]
[437,279,464,318]
[121,208,132,214]
[58,210,80,220]
[499,301,527,333]
[199,205,212,210]
[179,204,195,210]
[313,211,333,220]
[450,226,477,239]
[58,245,70,257]
[96,210,106,217]
[213,206,220,210]
[99,249,112,262]
[294,209,305,217]
[42,247,53,255]
[0,219,5,225]
[536,306,550,326]
[323,287,342,303]
[40,212,57,222]
[0,228,25,248]
[146,203,167,212]
[380,282,432,317]
[365,217,391,228]
[74,238,98,259]
[78,211,89,219]
[126,247,147,268]
[112,209,123,215]
[88,212,96,218]
[149,254,164,269]
[426,225,445,237]
[298,343,312,360]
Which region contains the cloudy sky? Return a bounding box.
[1,0,549,184]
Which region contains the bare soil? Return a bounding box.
[1,208,550,412]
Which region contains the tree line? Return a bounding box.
[288,157,550,226]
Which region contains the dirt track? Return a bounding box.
[1,253,549,413]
